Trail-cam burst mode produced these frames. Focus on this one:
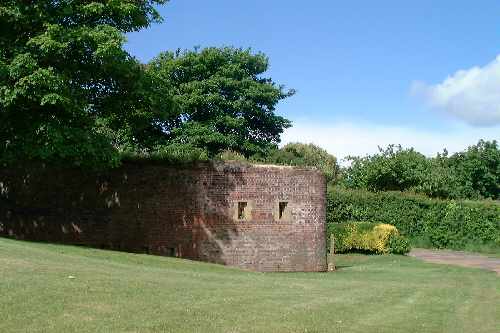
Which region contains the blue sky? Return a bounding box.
[126,0,500,160]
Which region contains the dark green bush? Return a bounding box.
[388,234,411,254]
[327,187,500,252]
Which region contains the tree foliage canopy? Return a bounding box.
[1,2,294,167]
[343,145,429,192]
[0,0,171,168]
[146,47,294,157]
[341,140,500,200]
[447,140,500,199]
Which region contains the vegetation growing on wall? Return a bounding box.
[264,143,339,182]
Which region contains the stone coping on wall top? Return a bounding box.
[122,159,322,173]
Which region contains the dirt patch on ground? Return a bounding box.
[409,248,500,275]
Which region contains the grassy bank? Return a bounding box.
[1,238,498,333]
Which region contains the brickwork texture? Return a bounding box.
[0,161,327,272]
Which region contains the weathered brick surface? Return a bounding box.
[0,161,327,272]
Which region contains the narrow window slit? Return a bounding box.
[238,202,247,219]
[279,202,288,219]
[167,247,176,257]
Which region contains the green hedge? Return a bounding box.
[327,187,500,252]
[328,222,411,254]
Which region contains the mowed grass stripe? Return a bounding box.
[1,238,498,333]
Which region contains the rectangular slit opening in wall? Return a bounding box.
[279,202,288,219]
[167,247,176,257]
[238,202,247,220]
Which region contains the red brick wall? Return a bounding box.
[0,161,327,272]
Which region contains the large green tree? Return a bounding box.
[146,47,294,157]
[343,145,430,192]
[447,140,500,200]
[0,0,170,168]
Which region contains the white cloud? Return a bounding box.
[281,121,500,163]
[411,55,500,126]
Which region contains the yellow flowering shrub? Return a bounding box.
[327,222,410,254]
[370,224,399,253]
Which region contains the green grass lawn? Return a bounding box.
[1,238,498,333]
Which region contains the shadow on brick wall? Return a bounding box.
[0,161,245,266]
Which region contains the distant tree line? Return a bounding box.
[341,140,500,200]
[227,139,500,201]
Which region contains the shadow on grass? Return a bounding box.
[337,249,381,255]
